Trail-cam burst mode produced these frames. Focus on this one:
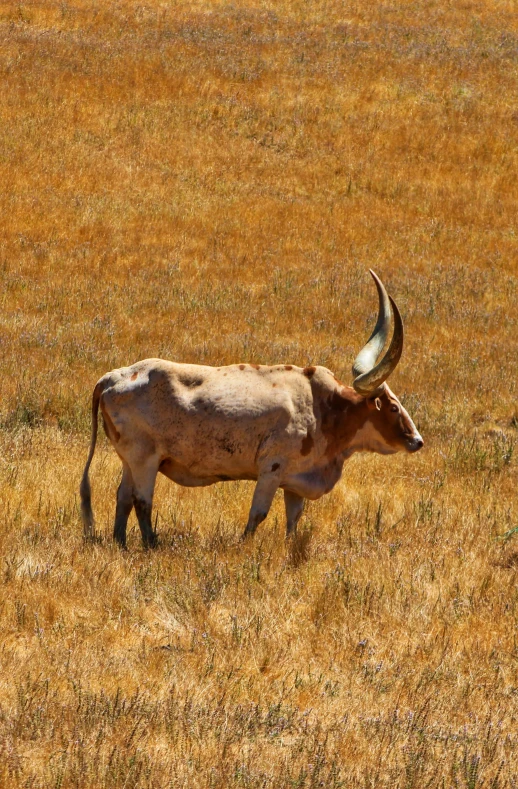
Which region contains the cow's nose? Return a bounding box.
[413,437,424,452]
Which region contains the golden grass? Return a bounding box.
[1,0,517,785]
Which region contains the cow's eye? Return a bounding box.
[390,405,399,412]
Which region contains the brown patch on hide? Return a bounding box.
[217,437,237,455]
[179,374,203,387]
[285,365,293,371]
[303,366,316,378]
[239,364,246,370]
[130,372,138,381]
[251,364,260,370]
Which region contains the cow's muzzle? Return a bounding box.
[407,435,424,452]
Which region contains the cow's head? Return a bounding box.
[352,271,423,455]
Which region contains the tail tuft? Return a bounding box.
[80,473,94,541]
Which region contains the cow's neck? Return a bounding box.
[323,387,377,459]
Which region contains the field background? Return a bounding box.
[1,1,517,786]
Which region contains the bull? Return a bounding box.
[80,270,423,548]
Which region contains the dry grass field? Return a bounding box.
[1,0,518,785]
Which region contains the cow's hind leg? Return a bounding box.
[113,464,134,549]
[129,459,159,549]
[242,471,280,539]
[284,490,305,538]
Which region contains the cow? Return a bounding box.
[80,270,423,549]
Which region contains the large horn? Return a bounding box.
[352,271,404,397]
[352,270,391,379]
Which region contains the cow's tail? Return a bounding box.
[80,382,102,541]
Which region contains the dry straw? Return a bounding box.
[0,1,517,786]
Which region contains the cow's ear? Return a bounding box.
[367,397,382,411]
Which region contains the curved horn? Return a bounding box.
[352,275,404,397]
[352,270,392,378]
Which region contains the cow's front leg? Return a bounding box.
[242,471,280,539]
[284,490,305,538]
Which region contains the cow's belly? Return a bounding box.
[158,453,345,499]
[159,458,257,487]
[156,427,271,480]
